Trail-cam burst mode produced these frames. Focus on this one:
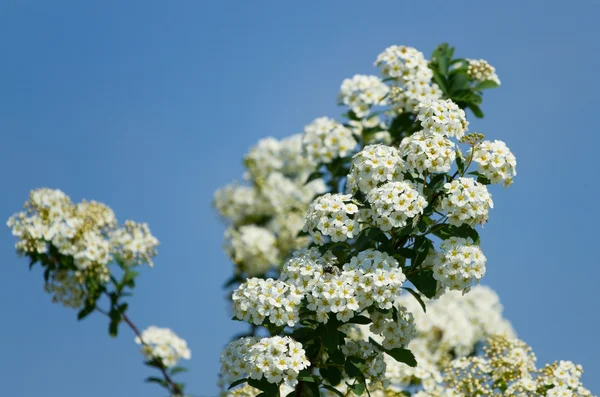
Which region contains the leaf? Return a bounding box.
[475,80,500,90]
[412,236,433,269]
[348,315,372,325]
[368,337,384,351]
[386,348,418,367]
[348,382,365,396]
[248,378,279,396]
[456,154,466,175]
[306,380,321,397]
[408,270,437,299]
[77,305,95,320]
[170,366,188,375]
[344,359,360,378]
[227,378,248,390]
[306,171,325,184]
[402,287,427,313]
[321,367,342,387]
[449,74,469,95]
[433,224,480,245]
[321,384,345,397]
[145,376,168,387]
[467,103,484,118]
[108,316,120,337]
[223,274,243,288]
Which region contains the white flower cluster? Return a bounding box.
[341,340,386,381]
[367,181,427,231]
[348,116,391,145]
[110,220,159,266]
[416,99,469,140]
[339,74,389,118]
[303,193,359,244]
[346,144,404,194]
[280,247,335,292]
[232,278,303,327]
[302,117,357,164]
[7,188,160,307]
[402,286,514,369]
[225,225,280,277]
[471,140,517,187]
[7,188,159,270]
[374,45,442,112]
[245,134,317,180]
[399,131,456,176]
[213,183,271,225]
[343,286,515,394]
[540,361,591,397]
[439,177,493,226]
[220,336,310,386]
[432,237,486,293]
[467,58,501,86]
[369,308,416,350]
[281,249,407,323]
[135,326,191,368]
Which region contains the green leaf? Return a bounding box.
[402,287,427,313]
[108,316,120,337]
[321,367,342,387]
[306,380,321,397]
[348,382,365,396]
[77,305,95,320]
[322,384,345,397]
[408,270,437,299]
[477,175,491,185]
[306,170,325,184]
[170,366,188,375]
[227,378,248,390]
[223,274,244,288]
[368,337,384,351]
[248,378,279,396]
[348,315,372,325]
[344,359,360,378]
[145,376,168,387]
[456,154,466,175]
[467,103,484,118]
[449,74,469,95]
[386,348,418,367]
[412,236,433,269]
[433,224,480,245]
[475,80,500,90]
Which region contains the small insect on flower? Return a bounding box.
[323,265,340,275]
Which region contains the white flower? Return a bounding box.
[135,326,191,368]
[232,278,303,327]
[416,99,469,139]
[399,131,456,176]
[374,45,442,112]
[220,336,309,387]
[347,144,404,194]
[367,181,427,231]
[302,117,357,164]
[303,193,360,244]
[339,74,389,118]
[432,237,487,292]
[213,183,271,225]
[370,307,416,350]
[110,220,159,266]
[225,226,280,276]
[466,58,501,86]
[470,140,517,187]
[438,177,493,226]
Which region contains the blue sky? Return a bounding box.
[0,1,598,396]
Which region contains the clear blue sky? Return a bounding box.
[0,1,598,396]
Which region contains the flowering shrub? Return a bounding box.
[7,42,595,397]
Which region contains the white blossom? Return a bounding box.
[302,117,357,164]
[135,326,191,368]
[439,177,493,226]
